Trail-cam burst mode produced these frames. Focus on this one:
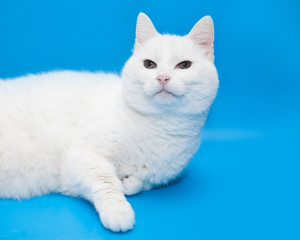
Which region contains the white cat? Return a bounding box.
[0,13,218,232]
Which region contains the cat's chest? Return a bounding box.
[118,119,201,184]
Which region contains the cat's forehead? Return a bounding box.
[135,35,200,63]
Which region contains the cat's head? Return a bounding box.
[122,13,219,116]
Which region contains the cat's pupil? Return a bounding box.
[148,61,153,67]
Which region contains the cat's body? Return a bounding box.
[0,13,218,232]
[0,70,203,197]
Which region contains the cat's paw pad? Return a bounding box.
[122,176,143,196]
[100,201,135,232]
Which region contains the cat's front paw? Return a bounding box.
[122,175,143,196]
[100,200,135,232]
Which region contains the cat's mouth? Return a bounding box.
[155,89,178,98]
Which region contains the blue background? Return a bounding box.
[1,0,300,239]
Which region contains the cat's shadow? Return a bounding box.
[129,166,206,201]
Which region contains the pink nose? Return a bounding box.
[156,75,170,87]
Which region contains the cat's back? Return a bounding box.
[0,70,121,115]
[0,70,121,103]
[0,70,122,140]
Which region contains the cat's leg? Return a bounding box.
[93,168,135,232]
[60,149,135,232]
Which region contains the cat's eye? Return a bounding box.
[144,59,157,69]
[176,61,192,69]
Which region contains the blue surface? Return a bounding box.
[1,0,300,239]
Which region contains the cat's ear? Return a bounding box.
[135,13,159,45]
[188,16,214,61]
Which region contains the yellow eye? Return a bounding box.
[144,59,157,69]
[176,61,192,69]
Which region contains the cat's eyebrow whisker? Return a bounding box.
[137,44,154,59]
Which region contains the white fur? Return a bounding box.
[0,13,218,232]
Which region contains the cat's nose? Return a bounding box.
[156,75,170,87]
